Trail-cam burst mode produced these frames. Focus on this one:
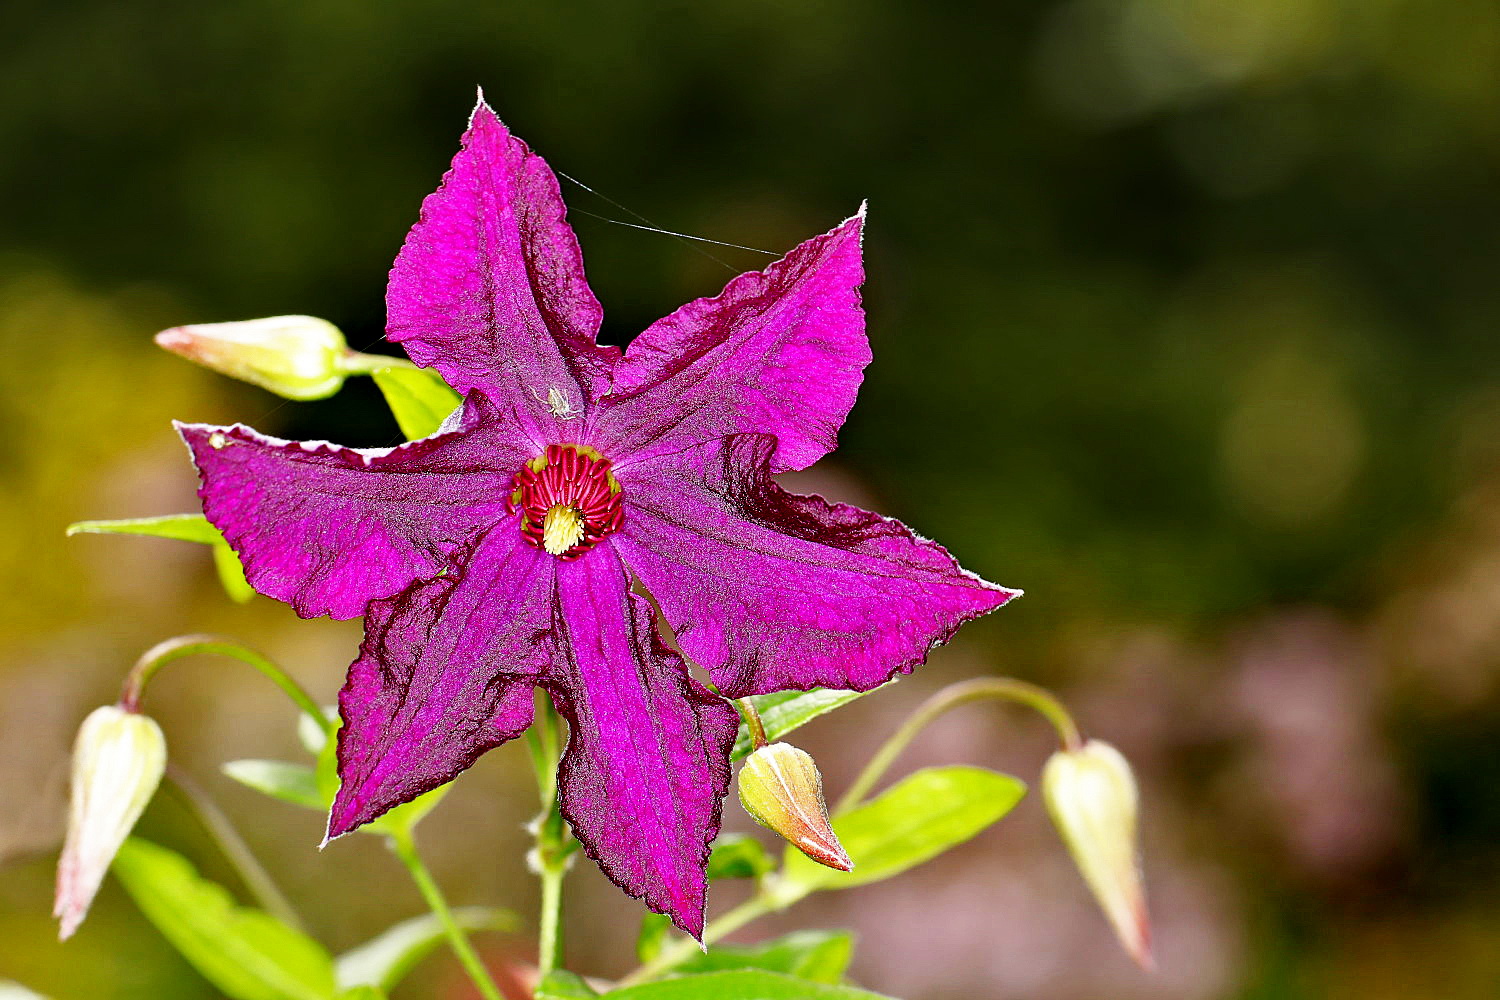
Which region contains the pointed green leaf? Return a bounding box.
[706,834,774,880]
[537,970,602,999]
[675,930,854,983]
[68,513,220,544]
[212,539,256,602]
[112,838,337,1000]
[223,760,325,811]
[603,970,893,999]
[372,366,461,440]
[68,514,253,603]
[731,688,883,762]
[335,907,517,991]
[778,766,1026,902]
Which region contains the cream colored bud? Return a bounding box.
[54,705,166,940]
[1043,739,1153,969]
[738,742,852,872]
[155,315,350,400]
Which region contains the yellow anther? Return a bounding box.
[541,504,586,556]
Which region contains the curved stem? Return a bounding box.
[389,827,504,1000]
[165,764,304,931]
[737,698,769,751]
[615,894,772,988]
[836,677,1081,814]
[120,635,331,736]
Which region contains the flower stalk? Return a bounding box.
[388,826,504,1000]
[527,693,573,981]
[121,635,331,737]
[164,764,303,932]
[837,677,1081,812]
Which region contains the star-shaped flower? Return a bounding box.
[177,99,1018,936]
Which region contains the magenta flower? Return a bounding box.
[177,100,1018,936]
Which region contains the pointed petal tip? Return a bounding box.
[468,88,501,131]
[323,803,359,847]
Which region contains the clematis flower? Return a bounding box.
[175,98,1019,936]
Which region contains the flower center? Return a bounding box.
[512,444,623,560]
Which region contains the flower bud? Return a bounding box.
[1043,738,1152,969]
[155,315,351,400]
[737,742,852,872]
[54,705,166,940]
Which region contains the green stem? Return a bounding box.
[165,764,305,932]
[389,827,504,1000]
[836,677,1082,814]
[737,698,769,751]
[615,894,772,988]
[536,858,565,980]
[120,635,331,736]
[529,692,570,984]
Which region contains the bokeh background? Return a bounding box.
[3,1,1500,996]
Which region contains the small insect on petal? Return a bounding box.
[738,742,852,872]
[54,705,167,940]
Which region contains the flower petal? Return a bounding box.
[177,397,526,620]
[614,434,1020,697]
[328,528,556,837]
[387,98,616,441]
[549,546,739,938]
[598,208,868,472]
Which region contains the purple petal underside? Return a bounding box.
[598,208,868,473]
[549,546,739,938]
[614,434,1020,698]
[387,98,617,444]
[177,397,529,619]
[328,528,557,837]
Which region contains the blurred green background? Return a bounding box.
[3,0,1499,997]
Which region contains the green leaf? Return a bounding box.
[68,513,253,603]
[675,930,853,984]
[706,834,774,880]
[336,989,386,1000]
[335,907,517,991]
[372,366,461,440]
[112,838,337,1000]
[68,513,220,544]
[603,970,894,999]
[213,539,256,602]
[223,760,325,811]
[731,688,882,761]
[779,766,1025,901]
[537,970,602,999]
[635,913,672,965]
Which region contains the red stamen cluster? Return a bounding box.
[513,444,624,560]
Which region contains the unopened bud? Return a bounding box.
[1043,738,1152,969]
[54,705,166,940]
[738,742,852,872]
[155,315,352,400]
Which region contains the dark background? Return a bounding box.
[2,1,1499,997]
